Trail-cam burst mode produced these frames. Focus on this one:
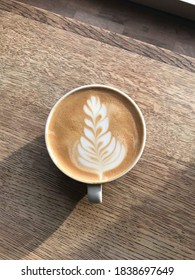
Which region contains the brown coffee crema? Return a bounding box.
[46,87,144,183]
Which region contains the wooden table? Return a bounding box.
[0,0,195,260]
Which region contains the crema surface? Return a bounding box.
[46,87,144,183]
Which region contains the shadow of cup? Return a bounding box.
[0,135,86,259]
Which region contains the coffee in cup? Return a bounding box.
[45,85,146,202]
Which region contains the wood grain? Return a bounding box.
[18,0,195,57]
[0,0,195,72]
[0,9,195,260]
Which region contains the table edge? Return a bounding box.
[0,0,195,72]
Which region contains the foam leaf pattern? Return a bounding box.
[77,96,126,180]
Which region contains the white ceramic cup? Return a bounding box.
[45,85,146,203]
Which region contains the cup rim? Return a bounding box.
[45,84,146,184]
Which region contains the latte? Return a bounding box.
[45,86,145,183]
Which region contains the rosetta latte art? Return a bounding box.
[75,96,126,180]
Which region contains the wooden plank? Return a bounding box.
[0,10,195,259]
[0,0,194,72]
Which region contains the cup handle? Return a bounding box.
[87,184,102,203]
